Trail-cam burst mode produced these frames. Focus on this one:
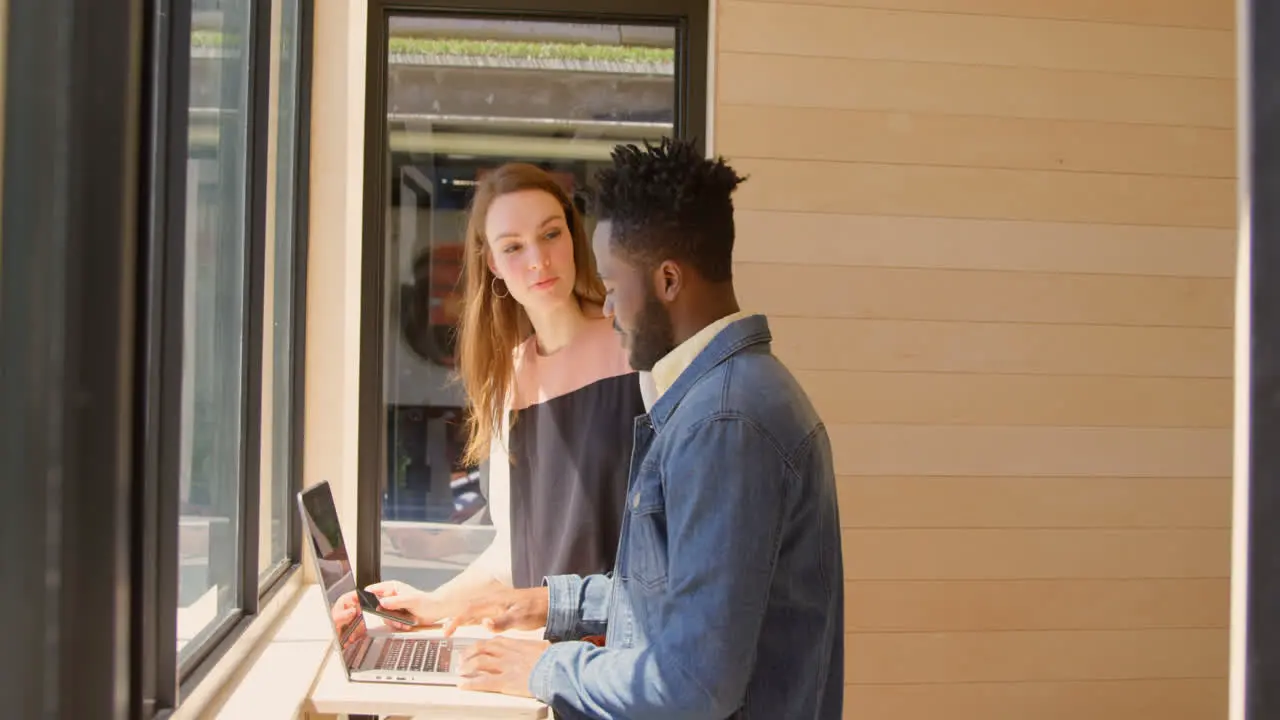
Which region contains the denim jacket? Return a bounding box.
[529,314,845,719]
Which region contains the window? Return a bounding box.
[357,0,708,588]
[137,0,314,711]
[176,0,255,660]
[2,0,311,715]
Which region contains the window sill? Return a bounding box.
[171,573,332,719]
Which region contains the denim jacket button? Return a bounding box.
[632,493,640,509]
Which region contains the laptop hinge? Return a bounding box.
[350,635,373,671]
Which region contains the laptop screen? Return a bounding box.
[298,482,369,662]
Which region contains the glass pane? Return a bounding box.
[258,0,302,582]
[379,16,676,589]
[178,0,252,662]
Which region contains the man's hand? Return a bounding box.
[442,586,550,637]
[457,637,551,697]
[363,580,455,631]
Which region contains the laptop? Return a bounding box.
[298,481,476,685]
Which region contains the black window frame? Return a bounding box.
[1243,1,1280,718]
[134,0,315,714]
[0,0,145,716]
[3,0,314,712]
[356,0,709,590]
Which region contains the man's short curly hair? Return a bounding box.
[593,138,747,283]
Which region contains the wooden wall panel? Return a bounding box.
[732,158,1234,227]
[735,264,1233,326]
[801,373,1232,427]
[768,318,1231,377]
[845,628,1226,683]
[845,578,1229,630]
[827,425,1230,477]
[741,0,1233,30]
[845,679,1227,720]
[732,211,1235,277]
[719,53,1235,127]
[714,0,1234,714]
[837,477,1231,528]
[718,106,1235,177]
[841,528,1229,579]
[720,2,1233,77]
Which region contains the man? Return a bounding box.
[451,138,844,719]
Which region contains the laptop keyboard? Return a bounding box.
[374,638,452,674]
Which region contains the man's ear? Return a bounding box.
[654,260,682,302]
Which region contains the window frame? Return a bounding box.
[1241,1,1280,717]
[0,0,144,716]
[356,0,710,589]
[135,0,315,714]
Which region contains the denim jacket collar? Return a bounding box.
[646,313,772,433]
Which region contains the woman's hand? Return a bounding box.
[365,578,546,636]
[363,580,457,631]
[330,590,360,629]
[442,586,550,637]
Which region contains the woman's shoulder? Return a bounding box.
[512,318,633,410]
[577,316,632,377]
[509,334,540,407]
[512,332,536,367]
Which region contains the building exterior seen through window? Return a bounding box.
[176,0,256,660]
[176,0,308,663]
[379,16,676,590]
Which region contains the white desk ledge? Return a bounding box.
[304,608,548,719]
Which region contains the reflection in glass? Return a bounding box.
[177,0,252,661]
[300,484,362,650]
[379,16,676,590]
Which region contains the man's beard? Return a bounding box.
[625,290,676,372]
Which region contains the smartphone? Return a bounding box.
[356,587,420,627]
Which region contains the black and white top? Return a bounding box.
[471,316,650,588]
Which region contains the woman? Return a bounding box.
[365,163,649,627]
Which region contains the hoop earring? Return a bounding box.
[491,276,510,298]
